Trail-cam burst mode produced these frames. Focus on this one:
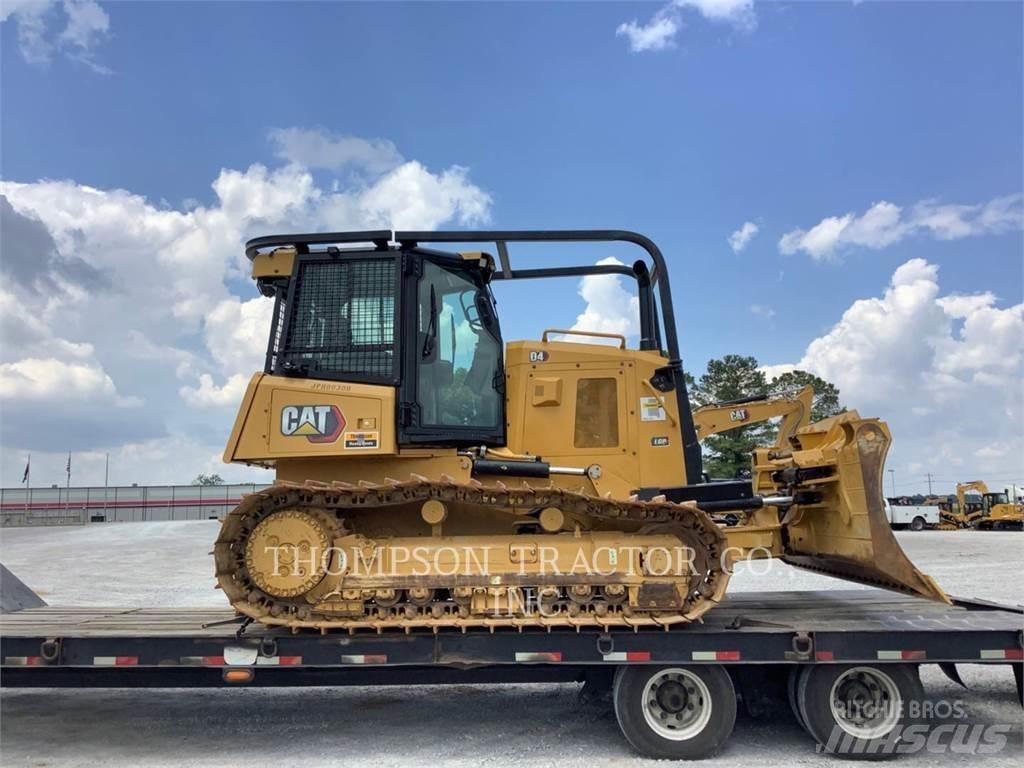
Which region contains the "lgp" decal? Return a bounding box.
[281,405,345,443]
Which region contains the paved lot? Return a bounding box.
[1,524,1021,767]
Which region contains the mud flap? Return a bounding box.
[777,417,949,603]
[939,663,966,688]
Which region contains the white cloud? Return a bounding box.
[358,162,491,229]
[0,357,128,402]
[180,373,252,409]
[0,133,491,483]
[766,258,1023,487]
[728,221,759,252]
[59,0,109,72]
[780,194,1024,260]
[758,363,796,381]
[749,303,775,319]
[677,0,756,30]
[568,257,640,342]
[616,0,755,53]
[1,0,110,71]
[269,127,404,175]
[616,11,680,53]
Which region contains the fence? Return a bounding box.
[0,484,271,527]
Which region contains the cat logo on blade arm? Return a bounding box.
[280,405,346,443]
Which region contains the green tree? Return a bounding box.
[769,370,845,423]
[192,473,225,486]
[690,355,771,478]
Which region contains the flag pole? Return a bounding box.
[24,453,30,517]
[65,452,71,514]
[104,452,109,516]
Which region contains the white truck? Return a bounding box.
[885,499,940,531]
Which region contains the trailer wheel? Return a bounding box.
[796,663,924,759]
[787,667,810,732]
[910,516,925,532]
[613,664,736,759]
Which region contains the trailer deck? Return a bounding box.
[3,591,1021,688]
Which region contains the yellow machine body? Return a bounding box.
[216,230,947,632]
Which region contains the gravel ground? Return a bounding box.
[1,524,1022,767]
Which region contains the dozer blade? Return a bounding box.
[766,414,949,603]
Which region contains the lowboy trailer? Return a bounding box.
[2,588,1021,760]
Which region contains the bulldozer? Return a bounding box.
[215,230,947,631]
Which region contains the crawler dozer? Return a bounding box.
[216,230,947,631]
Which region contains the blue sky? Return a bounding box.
[1,1,1022,494]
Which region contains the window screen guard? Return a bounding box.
[274,256,400,383]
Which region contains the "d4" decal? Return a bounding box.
[281,405,346,443]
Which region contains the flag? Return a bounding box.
[21,455,30,483]
[66,452,71,478]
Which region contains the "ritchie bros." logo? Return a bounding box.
[280,405,345,443]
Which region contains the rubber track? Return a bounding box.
[214,477,731,633]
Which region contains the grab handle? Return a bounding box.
[541,329,627,349]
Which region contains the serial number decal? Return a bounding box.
[639,396,667,422]
[344,431,380,449]
[529,351,549,363]
[651,436,670,447]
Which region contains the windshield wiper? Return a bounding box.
[422,284,438,359]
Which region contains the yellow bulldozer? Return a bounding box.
[216,230,946,631]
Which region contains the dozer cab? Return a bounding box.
[216,230,946,631]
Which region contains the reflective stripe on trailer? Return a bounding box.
[602,651,651,662]
[877,650,926,660]
[691,650,741,661]
[4,656,44,666]
[514,652,562,663]
[980,649,1024,660]
[340,654,388,664]
[254,655,302,666]
[180,656,226,666]
[93,656,138,666]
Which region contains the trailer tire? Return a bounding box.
[613,664,736,759]
[796,663,924,759]
[910,516,925,532]
[788,667,811,732]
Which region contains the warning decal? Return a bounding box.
[639,396,667,422]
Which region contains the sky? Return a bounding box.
[0,0,1021,497]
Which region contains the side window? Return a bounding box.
[574,378,619,448]
[417,261,502,429]
[282,258,397,380]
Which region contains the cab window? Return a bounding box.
[416,260,502,429]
